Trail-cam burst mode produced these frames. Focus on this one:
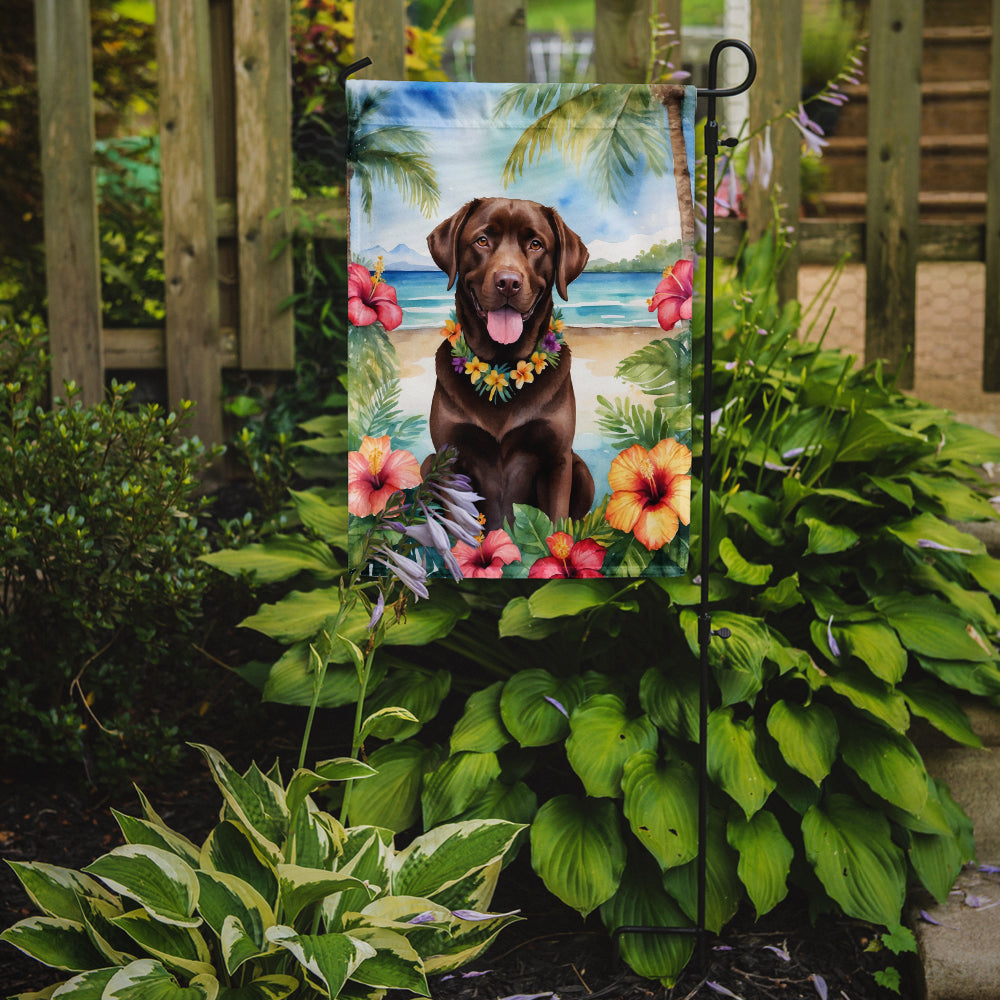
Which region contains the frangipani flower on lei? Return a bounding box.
[605,438,692,551]
[452,529,521,579]
[648,258,694,332]
[348,434,421,516]
[348,258,402,331]
[528,531,606,579]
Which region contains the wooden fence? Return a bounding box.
[33,0,1000,445]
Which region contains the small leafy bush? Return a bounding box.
[0,317,219,781]
[1,744,523,998]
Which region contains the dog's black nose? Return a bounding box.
[495,271,521,297]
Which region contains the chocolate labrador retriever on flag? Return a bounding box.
[423,197,595,531]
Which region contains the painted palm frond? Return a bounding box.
[497,85,671,205]
[348,87,441,219]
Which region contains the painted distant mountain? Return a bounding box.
[361,243,438,272]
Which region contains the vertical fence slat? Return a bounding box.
[233,0,294,369]
[355,0,406,80]
[864,0,923,389]
[474,0,526,82]
[594,0,653,84]
[157,0,222,444]
[747,0,801,304]
[983,0,1000,390]
[34,0,103,405]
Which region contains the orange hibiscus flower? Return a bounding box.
[348,435,422,516]
[605,438,692,551]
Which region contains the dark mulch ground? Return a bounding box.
[1,739,915,1000]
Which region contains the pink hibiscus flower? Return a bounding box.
[649,258,694,331]
[348,261,403,331]
[348,435,421,516]
[452,529,521,579]
[528,532,606,579]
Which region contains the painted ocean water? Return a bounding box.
[386,269,664,330]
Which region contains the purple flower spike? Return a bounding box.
[367,591,385,631]
[827,615,841,658]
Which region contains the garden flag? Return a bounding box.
[347,81,697,579]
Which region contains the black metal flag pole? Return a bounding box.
[613,38,756,972]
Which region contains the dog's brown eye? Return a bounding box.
[528,238,544,251]
[475,235,489,247]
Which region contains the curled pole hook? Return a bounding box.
[337,56,373,90]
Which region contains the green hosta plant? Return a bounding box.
[1,744,523,999]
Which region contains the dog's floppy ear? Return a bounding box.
[427,200,480,290]
[545,207,589,300]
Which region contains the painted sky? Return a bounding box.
[348,81,696,261]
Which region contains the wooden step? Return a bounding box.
[922,0,992,28]
[922,25,993,83]
[813,190,987,222]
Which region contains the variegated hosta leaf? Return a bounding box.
[4,861,118,922]
[288,802,344,870]
[45,966,118,997]
[499,669,585,747]
[450,681,511,754]
[727,810,793,918]
[421,906,523,975]
[195,871,274,974]
[285,760,375,824]
[621,751,699,871]
[566,695,658,799]
[265,926,376,998]
[599,854,694,987]
[277,865,376,925]
[191,745,287,863]
[110,908,214,979]
[214,975,300,1000]
[706,707,776,819]
[200,822,278,910]
[345,926,429,995]
[77,894,136,966]
[802,793,906,926]
[529,795,626,917]
[765,700,838,786]
[0,916,107,972]
[323,829,393,931]
[391,820,524,901]
[420,752,502,829]
[112,810,202,868]
[102,958,218,999]
[424,859,501,916]
[83,846,200,928]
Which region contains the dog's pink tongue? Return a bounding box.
[487,306,523,344]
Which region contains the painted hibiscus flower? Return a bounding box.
[348,260,403,331]
[605,438,692,551]
[648,258,694,331]
[452,529,521,579]
[528,531,606,579]
[348,434,421,516]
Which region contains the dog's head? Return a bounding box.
[427,198,589,354]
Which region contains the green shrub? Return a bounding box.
[1,744,524,998]
[0,317,220,783]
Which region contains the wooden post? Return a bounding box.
[354,0,407,80]
[594,0,653,84]
[983,0,1000,390]
[473,0,526,82]
[157,0,223,444]
[233,0,294,369]
[34,0,104,405]
[864,0,923,389]
[747,0,801,305]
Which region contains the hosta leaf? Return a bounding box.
[215,975,299,1000]
[834,410,926,463]
[527,579,618,618]
[393,820,524,901]
[322,829,394,930]
[680,610,770,706]
[360,706,421,742]
[362,667,451,740]
[802,793,906,926]
[199,822,278,910]
[288,489,349,547]
[765,700,838,786]
[265,926,375,998]
[453,779,538,827]
[727,811,793,917]
[83,846,200,928]
[874,594,995,662]
[909,828,965,905]
[904,474,997,523]
[755,573,805,614]
[276,865,374,925]
[621,751,699,870]
[103,959,218,1000]
[421,751,502,828]
[423,906,522,974]
[112,813,201,868]
[838,718,928,817]
[450,682,511,754]
[813,663,910,732]
[346,926,428,994]
[639,665,699,742]
[707,708,776,818]
[200,536,340,584]
[724,490,784,546]
[832,621,907,684]
[718,537,772,586]
[530,795,626,917]
[0,916,107,971]
[195,871,273,974]
[499,670,585,747]
[347,740,442,832]
[886,512,984,554]
[497,596,564,639]
[5,862,118,923]
[285,759,376,823]
[660,811,741,933]
[599,853,694,987]
[967,553,1000,597]
[916,655,1000,697]
[566,695,658,798]
[111,909,214,978]
[46,967,117,998]
[803,517,859,556]
[900,680,982,748]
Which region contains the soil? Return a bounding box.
[0,740,913,1000]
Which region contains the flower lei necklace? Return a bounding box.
[441,313,566,405]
